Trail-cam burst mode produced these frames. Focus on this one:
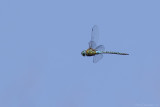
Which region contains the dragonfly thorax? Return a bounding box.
[86,48,96,56]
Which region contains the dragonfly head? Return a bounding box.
[81,50,86,56]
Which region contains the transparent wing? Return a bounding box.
[88,41,96,49]
[91,25,99,43]
[89,25,99,49]
[95,45,105,51]
[93,54,103,63]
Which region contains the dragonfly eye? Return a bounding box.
[81,51,86,56]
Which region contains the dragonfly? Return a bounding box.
[81,25,129,63]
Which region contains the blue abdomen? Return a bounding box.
[96,51,102,54]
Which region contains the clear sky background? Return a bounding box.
[0,0,160,107]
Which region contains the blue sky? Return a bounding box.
[0,0,160,107]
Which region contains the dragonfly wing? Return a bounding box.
[95,45,105,51]
[93,54,103,63]
[88,41,96,49]
[89,25,99,49]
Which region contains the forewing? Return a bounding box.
[95,45,105,51]
[89,25,99,49]
[88,41,96,49]
[93,54,103,63]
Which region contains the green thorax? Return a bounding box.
[86,48,97,56]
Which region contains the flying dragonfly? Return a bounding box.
[81,25,129,63]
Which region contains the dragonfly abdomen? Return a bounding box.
[96,51,103,54]
[103,51,129,55]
